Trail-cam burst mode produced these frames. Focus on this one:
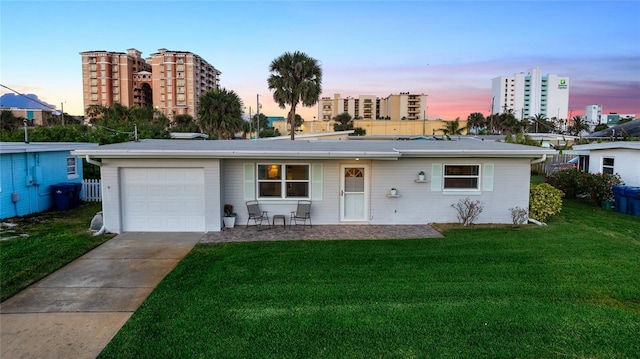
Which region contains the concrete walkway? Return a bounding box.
[0,232,203,359]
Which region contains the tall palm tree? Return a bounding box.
[197,88,244,140]
[267,51,322,140]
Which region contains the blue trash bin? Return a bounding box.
[625,187,640,216]
[51,183,73,211]
[612,186,628,213]
[70,182,82,208]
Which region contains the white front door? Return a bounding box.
[340,165,369,222]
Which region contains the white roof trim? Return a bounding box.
[572,141,640,151]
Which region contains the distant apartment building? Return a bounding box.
[584,105,635,128]
[80,48,220,119]
[491,67,569,120]
[318,93,428,122]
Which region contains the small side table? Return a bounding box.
[272,214,286,228]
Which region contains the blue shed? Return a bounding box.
[0,142,98,219]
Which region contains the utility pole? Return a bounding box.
[61,102,65,126]
[490,97,495,134]
[256,95,260,139]
[248,106,252,139]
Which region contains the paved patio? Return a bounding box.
[201,224,443,243]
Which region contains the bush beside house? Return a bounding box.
[529,183,564,222]
[547,168,623,205]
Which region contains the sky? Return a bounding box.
[1,0,639,122]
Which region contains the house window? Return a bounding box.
[602,157,614,175]
[443,165,480,190]
[257,164,309,199]
[67,157,78,179]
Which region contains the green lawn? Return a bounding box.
[0,202,113,301]
[99,200,640,359]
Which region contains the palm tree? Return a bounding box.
[172,114,199,133]
[530,113,550,133]
[466,112,485,134]
[267,51,322,140]
[493,111,520,134]
[197,88,244,140]
[440,117,464,139]
[251,113,270,136]
[569,115,590,136]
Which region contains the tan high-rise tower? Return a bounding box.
[80,48,220,119]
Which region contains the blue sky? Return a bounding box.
[1,0,639,121]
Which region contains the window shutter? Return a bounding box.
[431,163,442,191]
[482,163,494,191]
[244,163,255,200]
[311,163,323,200]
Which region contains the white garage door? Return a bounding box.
[121,168,205,232]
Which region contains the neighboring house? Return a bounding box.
[586,119,640,139]
[0,142,98,219]
[72,139,555,233]
[568,141,640,186]
[1,107,54,126]
[262,130,355,141]
[169,132,209,140]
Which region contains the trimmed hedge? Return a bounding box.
[529,183,564,222]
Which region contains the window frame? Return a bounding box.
[256,163,311,200]
[442,164,481,191]
[602,157,614,175]
[66,156,78,179]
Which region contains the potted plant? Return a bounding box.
[223,204,236,228]
[418,171,425,181]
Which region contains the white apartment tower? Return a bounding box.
[491,67,569,120]
[584,105,602,126]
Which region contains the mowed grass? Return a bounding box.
[100,199,640,358]
[0,202,113,301]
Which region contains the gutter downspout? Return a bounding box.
[85,155,106,236]
[528,154,549,227]
[530,154,547,165]
[85,155,102,167]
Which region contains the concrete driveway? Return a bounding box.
[0,232,203,359]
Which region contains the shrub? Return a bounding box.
[529,183,564,222]
[509,207,528,227]
[547,168,584,198]
[451,197,483,226]
[547,169,624,205]
[582,172,623,204]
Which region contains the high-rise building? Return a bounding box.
[584,105,602,127]
[318,93,428,121]
[491,67,569,120]
[80,48,220,119]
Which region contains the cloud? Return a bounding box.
[0,93,57,111]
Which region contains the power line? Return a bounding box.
[2,83,137,138]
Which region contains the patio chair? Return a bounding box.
[246,200,271,230]
[290,200,312,229]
